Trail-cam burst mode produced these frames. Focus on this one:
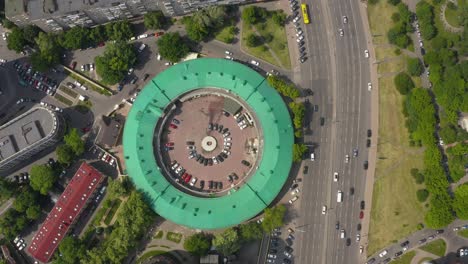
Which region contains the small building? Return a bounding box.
[27,163,104,263]
[95,115,124,148]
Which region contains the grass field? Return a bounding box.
[444,0,463,28]
[241,14,291,69]
[418,257,434,264]
[54,94,73,106]
[154,230,164,239]
[458,229,468,238]
[389,251,416,264]
[166,232,183,243]
[367,1,398,45]
[367,75,427,255]
[59,86,78,98]
[377,57,406,74]
[103,199,122,225]
[215,25,237,44]
[136,250,166,264]
[420,239,447,256]
[433,2,462,46]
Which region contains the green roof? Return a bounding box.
[123,58,293,230]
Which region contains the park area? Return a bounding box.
[366,0,427,255]
[241,6,291,69]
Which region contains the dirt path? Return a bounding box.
[410,248,440,264]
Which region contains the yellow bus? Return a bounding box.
[301,4,310,24]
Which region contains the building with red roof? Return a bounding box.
[27,163,104,263]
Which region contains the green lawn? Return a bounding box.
[367,75,426,255]
[166,232,183,244]
[54,93,73,106]
[377,57,406,74]
[418,257,434,264]
[367,0,398,45]
[215,25,237,44]
[389,251,416,264]
[136,250,166,264]
[154,230,164,239]
[444,0,463,28]
[432,2,461,47]
[103,199,122,225]
[59,85,78,98]
[420,239,447,257]
[458,229,468,238]
[241,14,291,69]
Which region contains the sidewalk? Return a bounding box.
[357,0,380,261]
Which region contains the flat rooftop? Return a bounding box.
[0,107,57,164]
[26,0,126,20]
[28,163,104,263]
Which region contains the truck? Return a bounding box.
[337,190,343,202]
[138,44,146,53]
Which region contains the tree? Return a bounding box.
[59,26,90,50]
[26,205,41,220]
[64,128,85,156]
[388,0,401,5]
[157,32,190,63]
[33,32,61,71]
[54,236,86,264]
[407,58,424,76]
[439,125,457,144]
[183,233,211,256]
[144,11,166,30]
[6,27,26,53]
[105,20,133,41]
[29,164,57,195]
[293,144,307,162]
[95,41,136,84]
[0,209,28,240]
[394,72,415,94]
[239,222,263,241]
[56,144,75,165]
[185,18,210,42]
[89,25,107,44]
[261,205,286,232]
[246,33,261,47]
[13,187,40,212]
[212,228,241,256]
[107,177,131,200]
[424,193,454,228]
[2,19,15,29]
[22,25,41,44]
[416,189,429,202]
[453,184,468,219]
[242,6,259,24]
[272,11,287,26]
[0,177,14,201]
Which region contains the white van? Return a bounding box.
[340,229,345,239]
[337,190,343,202]
[157,54,161,60]
[310,153,315,161]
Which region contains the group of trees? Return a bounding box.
[95,41,137,84]
[394,72,415,95]
[407,57,424,76]
[143,11,168,30]
[54,190,155,263]
[387,2,413,48]
[183,5,230,42]
[6,25,40,53]
[242,6,268,25]
[416,1,437,40]
[446,143,468,182]
[56,128,86,165]
[157,32,190,63]
[0,187,45,240]
[183,205,286,257]
[266,76,300,99]
[453,183,468,220]
[289,102,305,137]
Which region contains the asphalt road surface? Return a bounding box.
[293,0,372,263]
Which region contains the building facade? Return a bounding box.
[0,106,65,175]
[5,0,249,32]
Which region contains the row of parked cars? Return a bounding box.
[267,228,294,264]
[14,61,59,96]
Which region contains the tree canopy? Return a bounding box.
[56,144,75,165]
[157,32,190,63]
[144,11,167,30]
[183,233,212,256]
[104,20,133,41]
[246,33,261,47]
[242,6,267,24]
[64,128,85,156]
[31,32,61,71]
[95,40,137,84]
[261,205,286,232]
[59,26,90,50]
[239,222,264,241]
[13,186,40,213]
[183,5,228,41]
[293,144,308,162]
[29,164,57,195]
[212,228,241,256]
[6,27,27,53]
[394,72,415,95]
[407,58,424,76]
[54,236,86,264]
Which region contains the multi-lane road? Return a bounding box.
[293,0,372,263]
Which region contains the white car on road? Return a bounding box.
[250,60,260,66]
[379,250,388,257]
[322,205,327,215]
[364,49,370,58]
[289,196,299,204]
[333,172,339,182]
[368,82,372,91]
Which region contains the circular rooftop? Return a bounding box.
[123,58,293,230]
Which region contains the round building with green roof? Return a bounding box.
[123,58,293,230]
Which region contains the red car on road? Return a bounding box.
[165,142,174,147]
[359,211,364,219]
[155,32,164,37]
[71,61,77,69]
[184,174,191,183]
[169,124,178,129]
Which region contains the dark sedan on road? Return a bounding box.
[360,200,365,210]
[400,240,409,247]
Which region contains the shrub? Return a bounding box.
[388,0,401,5]
[246,33,261,47]
[407,58,424,76]
[417,189,429,202]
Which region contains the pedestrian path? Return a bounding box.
[410,248,440,264]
